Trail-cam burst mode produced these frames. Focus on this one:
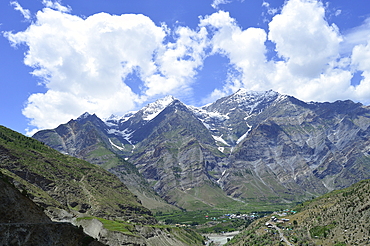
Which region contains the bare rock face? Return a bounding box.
[33,90,370,208]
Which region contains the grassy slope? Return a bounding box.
[0,125,154,223]
[227,178,370,246]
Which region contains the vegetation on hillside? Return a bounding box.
[227,178,370,245]
[0,125,206,245]
[0,125,154,223]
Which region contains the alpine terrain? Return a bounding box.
[33,89,370,211]
[0,126,204,246]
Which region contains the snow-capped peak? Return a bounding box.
[106,111,137,122]
[141,95,176,121]
[77,112,92,120]
[224,89,280,113]
[106,114,121,121]
[233,89,279,100]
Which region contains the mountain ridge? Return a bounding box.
[0,125,205,246]
[33,89,370,211]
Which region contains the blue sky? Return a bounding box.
[1,0,370,135]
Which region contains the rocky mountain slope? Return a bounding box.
[0,170,104,246]
[33,89,370,210]
[33,111,178,213]
[227,177,370,245]
[0,125,204,246]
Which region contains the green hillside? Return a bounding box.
[0,125,154,223]
[227,177,370,245]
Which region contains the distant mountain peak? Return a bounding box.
[141,95,177,121]
[232,88,279,99]
[77,112,92,120]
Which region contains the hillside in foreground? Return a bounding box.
[0,170,105,245]
[227,177,370,245]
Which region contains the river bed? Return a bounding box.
[203,231,240,246]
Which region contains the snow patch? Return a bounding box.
[77,112,91,120]
[212,135,230,146]
[142,95,176,121]
[217,170,228,184]
[107,128,134,145]
[189,106,229,130]
[104,111,137,126]
[236,124,252,145]
[109,138,124,151]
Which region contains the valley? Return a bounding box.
[2,89,370,245]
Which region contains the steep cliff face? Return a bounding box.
[33,90,370,208]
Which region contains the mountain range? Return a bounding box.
[33,89,370,211]
[0,126,204,245]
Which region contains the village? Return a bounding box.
[265,209,297,228]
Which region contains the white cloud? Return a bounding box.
[42,0,71,13]
[201,0,370,105]
[264,0,370,104]
[146,25,208,97]
[211,0,231,9]
[5,6,209,133]
[262,1,278,15]
[268,0,342,78]
[201,11,269,92]
[10,1,31,20]
[6,9,165,131]
[341,18,370,54]
[351,41,370,102]
[6,0,370,134]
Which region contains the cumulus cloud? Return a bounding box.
[268,0,342,78]
[201,0,370,105]
[201,0,369,105]
[5,6,208,134]
[264,0,369,104]
[5,0,370,134]
[351,41,370,101]
[145,25,208,97]
[200,11,269,94]
[10,1,31,20]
